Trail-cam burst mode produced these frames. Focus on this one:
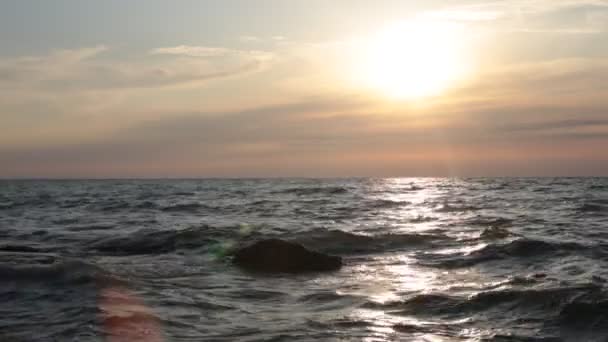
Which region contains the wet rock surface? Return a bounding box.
[232,238,343,273]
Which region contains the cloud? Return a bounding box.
[2,84,607,178]
[446,58,608,104]
[1,35,607,177]
[239,35,261,43]
[508,1,608,33]
[0,45,274,92]
[425,9,503,22]
[151,46,234,57]
[501,118,608,132]
[0,44,280,148]
[151,45,274,62]
[427,0,608,34]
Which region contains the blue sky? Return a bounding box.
[1,0,607,177]
[0,0,461,55]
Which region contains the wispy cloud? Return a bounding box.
[151,45,274,61]
[501,118,608,132]
[151,46,235,58]
[424,9,503,22]
[2,81,607,177]
[1,17,607,177]
[426,0,608,33]
[0,45,274,92]
[239,35,261,43]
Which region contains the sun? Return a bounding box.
[360,19,468,99]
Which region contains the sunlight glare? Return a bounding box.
[361,19,469,99]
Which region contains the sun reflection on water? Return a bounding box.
[345,178,499,340]
[364,178,445,234]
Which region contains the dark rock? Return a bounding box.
[232,239,342,273]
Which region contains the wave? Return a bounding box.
[0,260,119,285]
[435,203,483,213]
[99,201,132,211]
[232,289,287,301]
[559,297,608,330]
[88,223,291,256]
[483,335,563,342]
[136,192,161,200]
[466,216,514,228]
[297,291,364,312]
[588,184,608,190]
[423,238,589,268]
[0,202,16,210]
[101,311,161,328]
[577,202,607,214]
[87,224,447,257]
[367,199,410,209]
[499,273,548,286]
[172,191,195,196]
[0,194,60,210]
[59,198,91,208]
[292,229,446,254]
[298,291,363,304]
[249,199,283,206]
[408,215,436,223]
[486,239,586,256]
[392,320,466,338]
[0,244,50,253]
[160,202,211,212]
[479,226,514,240]
[89,226,215,255]
[273,186,349,196]
[367,284,603,317]
[52,218,81,225]
[135,201,158,209]
[66,224,115,232]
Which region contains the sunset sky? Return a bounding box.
[1,0,607,177]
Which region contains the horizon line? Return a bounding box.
[1,175,607,181]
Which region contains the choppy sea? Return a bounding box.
[1,178,607,341]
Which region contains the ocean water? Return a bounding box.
[0,178,607,341]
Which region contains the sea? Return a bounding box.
[0,178,607,341]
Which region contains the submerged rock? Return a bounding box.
[232,239,342,273]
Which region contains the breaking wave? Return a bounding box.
[366,284,604,318]
[292,229,446,254]
[89,226,216,255]
[422,238,595,268]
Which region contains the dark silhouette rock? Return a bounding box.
[232,239,342,273]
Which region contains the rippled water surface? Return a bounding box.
[1,178,607,341]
